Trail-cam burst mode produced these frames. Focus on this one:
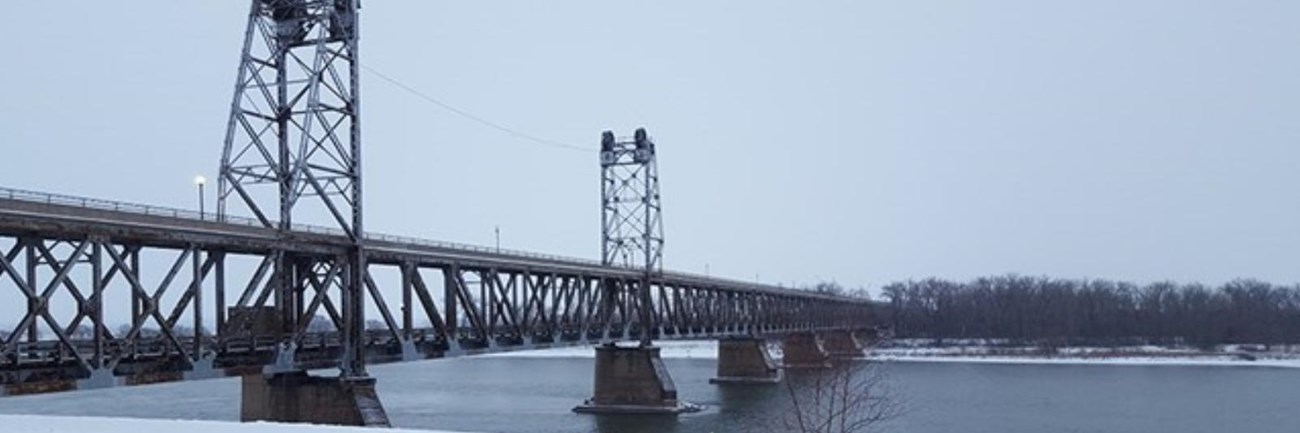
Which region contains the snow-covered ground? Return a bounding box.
[0,414,477,433]
[489,340,1300,368]
[484,340,723,359]
[871,350,1300,368]
[872,339,1300,368]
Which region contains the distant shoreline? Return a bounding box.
[870,340,1300,368]
[869,353,1300,368]
[489,340,1300,368]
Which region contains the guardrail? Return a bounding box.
[0,186,613,267]
[1,186,261,227]
[0,186,849,300]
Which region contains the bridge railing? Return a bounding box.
[0,186,614,268]
[1,186,260,228]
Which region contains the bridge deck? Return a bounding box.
[0,192,842,300]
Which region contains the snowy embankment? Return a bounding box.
[871,339,1300,368]
[484,340,722,359]
[489,340,1300,368]
[0,414,477,433]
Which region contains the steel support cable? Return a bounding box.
[360,64,593,153]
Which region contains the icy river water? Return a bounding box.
[0,355,1297,433]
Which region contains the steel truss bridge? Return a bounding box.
[0,1,872,408]
[0,187,870,395]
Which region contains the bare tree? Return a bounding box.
[781,359,901,433]
[307,315,336,333]
[812,281,846,296]
[881,275,1300,348]
[71,324,94,339]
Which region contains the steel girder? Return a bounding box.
[0,228,870,395]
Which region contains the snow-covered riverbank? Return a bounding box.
[871,351,1300,368]
[488,340,1300,368]
[872,339,1300,368]
[0,414,479,433]
[484,340,722,359]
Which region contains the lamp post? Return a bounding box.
[494,225,501,253]
[194,175,207,220]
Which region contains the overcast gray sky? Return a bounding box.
[3,1,1298,292]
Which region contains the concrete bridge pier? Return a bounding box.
[241,372,391,427]
[574,344,701,414]
[710,337,782,384]
[782,332,832,369]
[822,330,867,359]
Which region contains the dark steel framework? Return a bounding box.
[217,0,368,376]
[0,190,870,396]
[600,128,665,345]
[600,128,664,272]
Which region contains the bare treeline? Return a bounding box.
[880,275,1300,348]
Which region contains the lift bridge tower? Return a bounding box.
[600,128,664,346]
[216,0,368,378]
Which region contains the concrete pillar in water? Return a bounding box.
[782,332,832,369]
[241,372,390,427]
[710,337,782,384]
[574,343,701,414]
[822,330,867,359]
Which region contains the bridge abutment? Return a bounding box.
[710,337,782,384]
[782,332,832,369]
[574,344,701,414]
[822,330,867,358]
[241,372,390,427]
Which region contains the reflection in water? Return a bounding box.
[592,413,682,433]
[712,383,787,433]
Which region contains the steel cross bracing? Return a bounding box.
[217,0,368,376]
[600,129,664,272]
[219,0,363,237]
[600,128,665,346]
[0,190,872,395]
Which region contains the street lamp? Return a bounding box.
[194,175,207,220]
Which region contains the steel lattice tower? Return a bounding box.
[601,128,664,345]
[601,128,664,271]
[217,0,368,376]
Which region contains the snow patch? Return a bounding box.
[484,341,722,360]
[870,354,1300,368]
[485,340,1300,369]
[0,414,482,433]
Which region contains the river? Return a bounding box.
[0,354,1296,433]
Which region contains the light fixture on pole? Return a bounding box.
[194,175,207,220]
